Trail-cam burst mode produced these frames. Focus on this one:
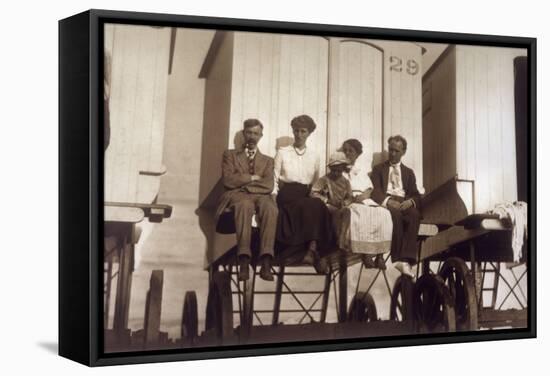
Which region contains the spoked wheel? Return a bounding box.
[205,271,234,343]
[414,274,456,333]
[181,291,198,346]
[348,292,378,322]
[390,275,415,322]
[439,257,478,331]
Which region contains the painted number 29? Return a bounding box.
[389,56,419,76]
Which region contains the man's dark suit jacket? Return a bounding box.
[370,160,421,211]
[215,149,274,223]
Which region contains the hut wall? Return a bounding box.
[455,45,527,213]
[326,39,383,171]
[199,32,425,204]
[422,47,457,193]
[422,45,527,216]
[380,41,424,187]
[104,25,171,204]
[198,32,235,204]
[227,32,329,167]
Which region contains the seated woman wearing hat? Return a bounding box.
[273,115,333,272]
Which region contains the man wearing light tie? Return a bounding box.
[370,135,421,277]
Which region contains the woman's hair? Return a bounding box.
[342,138,363,155]
[290,114,316,133]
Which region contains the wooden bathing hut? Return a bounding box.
[197,30,426,267]
[103,24,173,348]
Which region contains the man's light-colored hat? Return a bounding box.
[327,151,350,167]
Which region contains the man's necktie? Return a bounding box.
[390,165,400,190]
[247,149,255,174]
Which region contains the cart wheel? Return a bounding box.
[414,274,456,333]
[390,275,415,322]
[439,257,478,331]
[348,292,378,322]
[181,291,198,346]
[205,271,234,342]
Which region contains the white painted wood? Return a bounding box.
[425,45,526,216]
[375,41,423,188]
[104,207,145,223]
[104,25,171,205]
[204,34,424,199]
[227,32,329,167]
[328,40,383,169]
[455,46,526,213]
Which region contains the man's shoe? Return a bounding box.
[259,256,274,281]
[362,255,376,269]
[238,256,250,281]
[374,254,387,270]
[394,261,414,278]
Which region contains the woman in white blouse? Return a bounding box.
[274,115,333,271]
[341,139,393,269]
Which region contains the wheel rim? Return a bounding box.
[348,292,378,322]
[414,274,456,333]
[390,275,415,321]
[439,257,478,331]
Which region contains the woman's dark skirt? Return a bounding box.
[276,182,334,253]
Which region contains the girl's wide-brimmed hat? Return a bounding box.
[327,151,351,167]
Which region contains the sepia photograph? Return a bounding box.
[101,21,530,354]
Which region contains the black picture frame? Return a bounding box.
[59,9,536,367]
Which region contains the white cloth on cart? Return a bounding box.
[490,201,528,262]
[344,153,393,254]
[348,200,393,254]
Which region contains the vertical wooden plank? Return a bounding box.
[137,27,171,203]
[317,37,329,169]
[464,47,477,183]
[113,241,134,335]
[411,46,423,190]
[258,34,274,146]
[144,270,164,347]
[332,40,383,166]
[486,49,504,208]
[455,47,467,181]
[229,32,246,147]
[106,25,137,202]
[500,50,519,203]
[327,38,340,164]
[372,46,383,166]
[277,35,292,141]
[289,37,306,116]
[473,50,490,212]
[242,33,262,122]
[148,27,171,171]
[105,25,171,205]
[268,35,282,157]
[304,35,321,152]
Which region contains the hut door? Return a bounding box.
[327,40,383,169]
